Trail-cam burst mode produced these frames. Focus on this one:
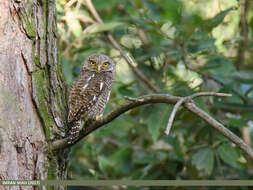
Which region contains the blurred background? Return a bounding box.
[57,0,253,184]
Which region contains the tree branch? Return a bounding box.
[51,93,253,160]
[84,0,160,93]
[185,102,253,159]
[165,92,232,135]
[165,97,185,135]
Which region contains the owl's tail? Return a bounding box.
[67,120,81,144]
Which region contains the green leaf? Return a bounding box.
[187,38,216,54]
[192,148,214,175]
[120,34,142,49]
[93,0,118,10]
[227,118,247,128]
[217,144,242,169]
[62,57,73,85]
[87,22,125,34]
[134,151,156,164]
[146,105,170,142]
[243,112,253,120]
[165,136,183,158]
[232,71,253,84]
[154,0,182,22]
[215,103,253,112]
[110,147,132,174]
[202,7,235,31]
[65,11,83,37]
[200,54,236,75]
[97,115,132,137]
[118,86,135,96]
[148,113,160,142]
[97,156,114,174]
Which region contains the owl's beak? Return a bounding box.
[97,65,102,72]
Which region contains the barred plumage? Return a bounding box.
[67,53,115,144]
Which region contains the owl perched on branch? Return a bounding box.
[67,53,115,144]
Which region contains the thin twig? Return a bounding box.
[165,92,232,135]
[85,0,103,24]
[187,92,232,99]
[124,96,145,102]
[165,97,186,135]
[84,0,160,93]
[245,86,253,97]
[65,0,78,8]
[107,34,160,93]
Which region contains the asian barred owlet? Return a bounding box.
[67,53,115,144]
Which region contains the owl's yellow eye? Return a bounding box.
[90,61,96,66]
[103,62,109,67]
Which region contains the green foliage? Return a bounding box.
[217,143,245,169]
[57,0,253,183]
[192,148,214,175]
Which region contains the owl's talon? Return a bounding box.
[96,115,103,120]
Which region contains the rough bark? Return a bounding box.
[0,0,68,189]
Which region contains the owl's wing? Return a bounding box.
[68,72,106,123]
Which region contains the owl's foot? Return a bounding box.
[68,137,75,144]
[68,134,78,144]
[67,120,81,144]
[84,115,103,126]
[96,114,103,121]
[68,130,80,144]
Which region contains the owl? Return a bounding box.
[67,53,115,144]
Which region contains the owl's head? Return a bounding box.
[82,53,115,73]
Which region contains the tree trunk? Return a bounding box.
[0,0,68,188]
